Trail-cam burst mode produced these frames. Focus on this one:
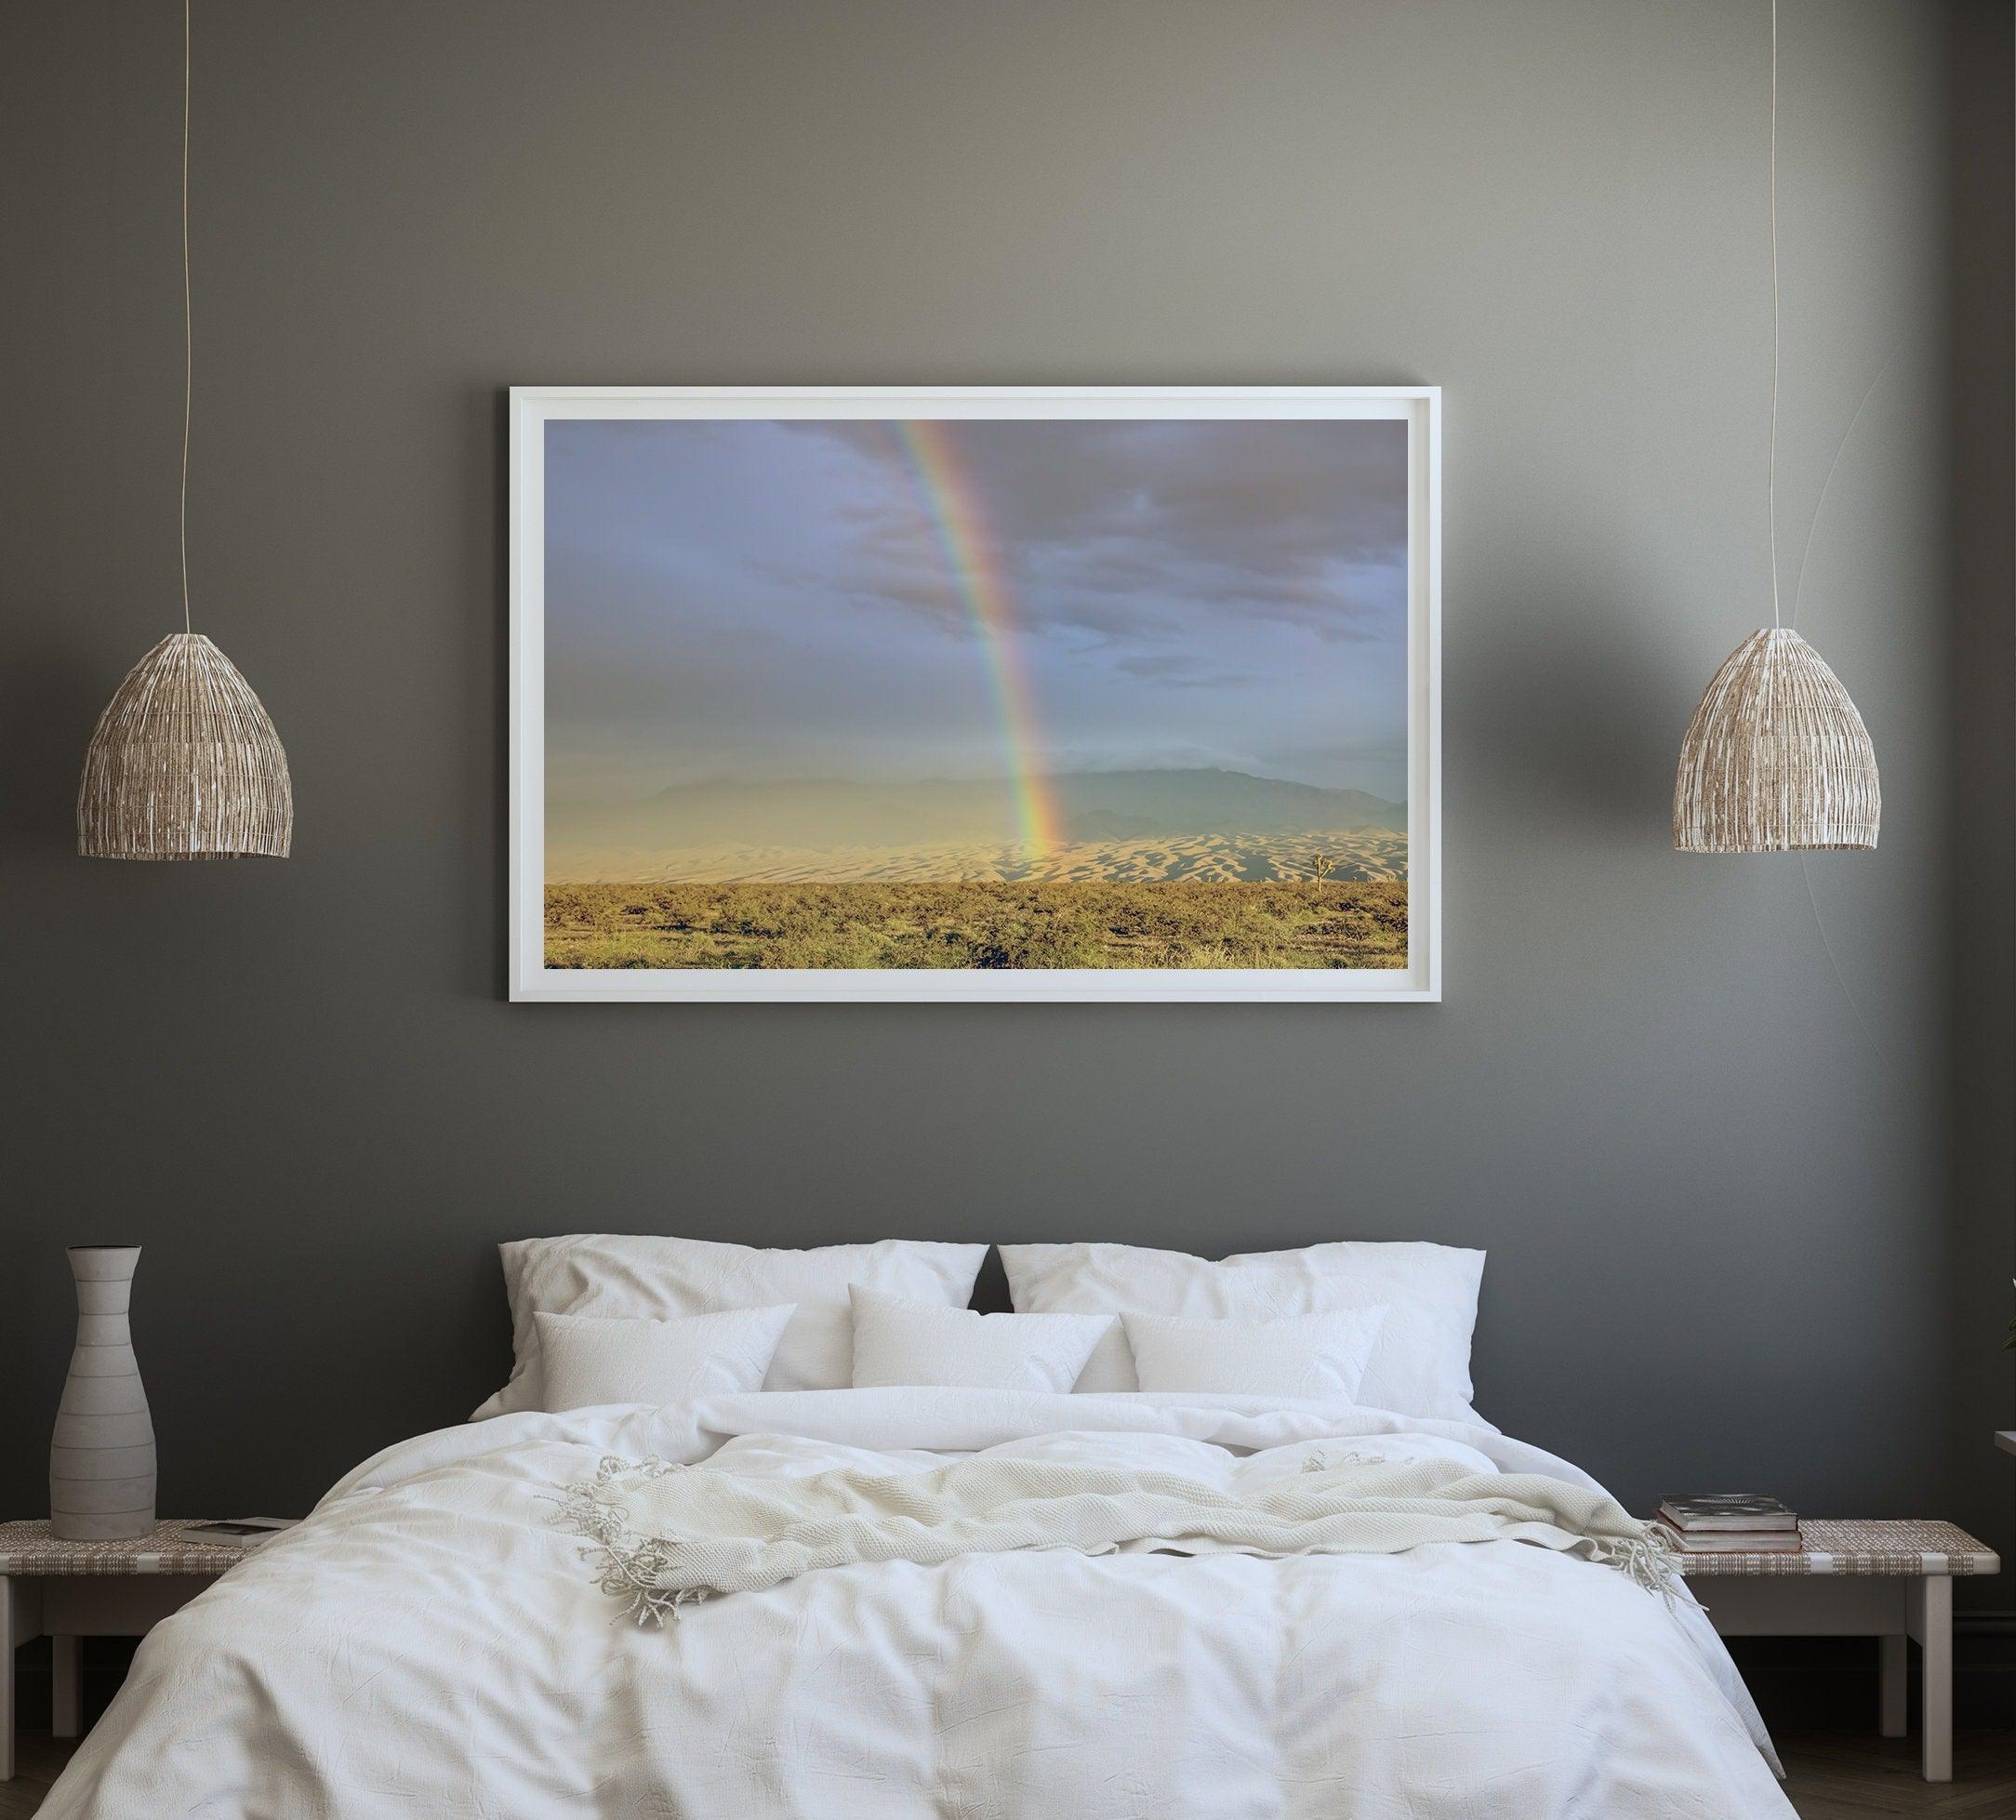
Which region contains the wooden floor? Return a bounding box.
[1776,1732,2016,1815]
[0,1736,71,1820]
[2,1729,2012,1816]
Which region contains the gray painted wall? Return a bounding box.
[2,0,2009,1615]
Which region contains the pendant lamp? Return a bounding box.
[77,0,291,860]
[1672,0,1877,854]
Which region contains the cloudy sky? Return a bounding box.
[544,415,1410,805]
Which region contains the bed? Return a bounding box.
[35,1238,1796,1818]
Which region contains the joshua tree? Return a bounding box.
[1304,853,1338,884]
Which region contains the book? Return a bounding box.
[180,1519,298,1546]
[1659,1524,1802,1553]
[1657,1494,1797,1533]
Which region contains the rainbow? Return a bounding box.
[895,419,1064,870]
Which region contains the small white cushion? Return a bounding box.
[1000,1240,1487,1423]
[1120,1307,1387,1401]
[533,1306,795,1412]
[849,1286,1112,1392]
[478,1235,988,1417]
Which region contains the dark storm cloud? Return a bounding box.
[764,418,1408,646]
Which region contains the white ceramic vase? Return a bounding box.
[50,1245,157,1540]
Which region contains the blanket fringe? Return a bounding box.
[551,1456,711,1626]
[1598,1526,1685,1606]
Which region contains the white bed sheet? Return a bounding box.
[41,1389,1791,1819]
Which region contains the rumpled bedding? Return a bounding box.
[39,1388,1794,1819]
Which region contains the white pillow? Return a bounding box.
[476,1236,988,1417]
[1000,1241,1487,1423]
[849,1285,1112,1392]
[1120,1307,1386,1401]
[534,1306,795,1412]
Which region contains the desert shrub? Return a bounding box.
[544,879,1407,972]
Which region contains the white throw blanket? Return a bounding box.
[561,1447,1680,1623]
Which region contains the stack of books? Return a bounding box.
[1656,1493,1800,1554]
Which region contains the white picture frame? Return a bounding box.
[509,385,1441,1003]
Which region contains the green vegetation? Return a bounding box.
[545,880,1407,971]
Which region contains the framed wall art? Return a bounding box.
[509,386,1439,1002]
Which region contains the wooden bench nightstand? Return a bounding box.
[0,1521,271,1781]
[1676,1519,1999,1784]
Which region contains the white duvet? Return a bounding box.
[42,1390,1793,1818]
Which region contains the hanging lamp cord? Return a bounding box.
[1767,0,1781,630]
[179,0,193,635]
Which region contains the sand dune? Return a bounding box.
[550,830,1407,885]
[549,769,1407,861]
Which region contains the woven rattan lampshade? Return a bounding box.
[77,8,293,861]
[1671,5,1883,857]
[77,633,292,859]
[1672,627,1878,853]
